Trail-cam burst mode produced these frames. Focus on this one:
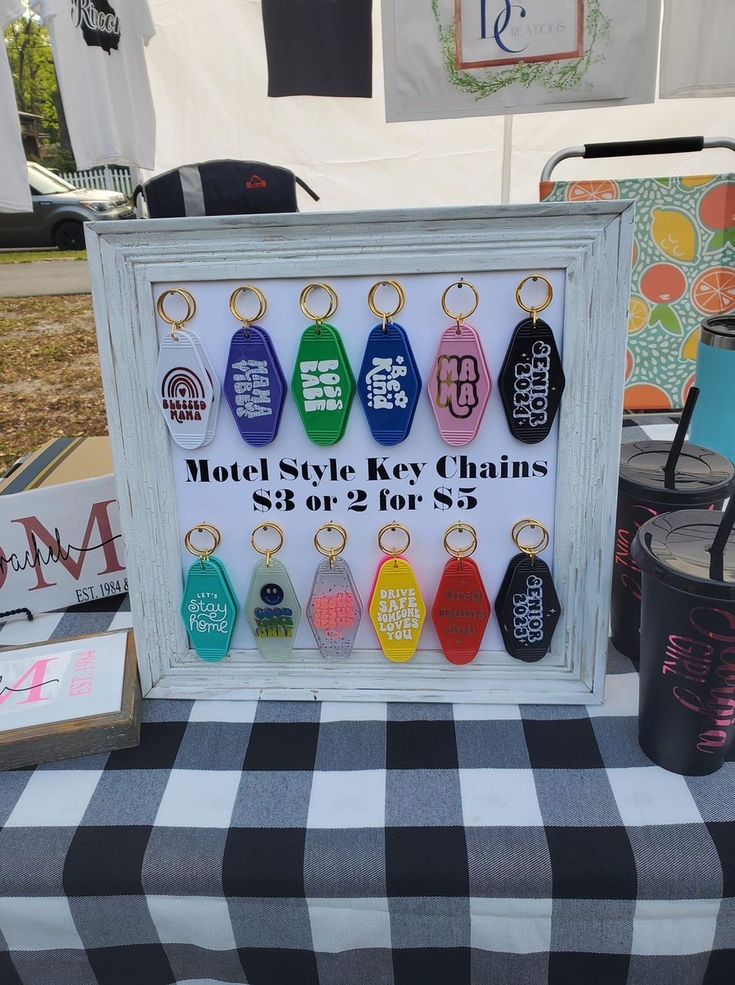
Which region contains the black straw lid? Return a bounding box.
[632,509,735,600]
[619,440,735,505]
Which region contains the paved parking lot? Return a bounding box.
[0,260,90,297]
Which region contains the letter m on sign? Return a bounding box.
[13,500,124,592]
[0,657,58,707]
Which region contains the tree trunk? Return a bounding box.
[52,86,74,163]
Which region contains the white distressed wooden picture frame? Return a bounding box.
[86,204,634,703]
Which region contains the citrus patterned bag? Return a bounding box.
[541,153,734,411]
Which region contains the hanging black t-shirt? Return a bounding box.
[262,0,372,98]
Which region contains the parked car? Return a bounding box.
[0,162,135,250]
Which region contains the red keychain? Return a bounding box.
[431,522,491,665]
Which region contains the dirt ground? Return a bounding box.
[0,294,108,474]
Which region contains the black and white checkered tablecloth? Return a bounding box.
[0,417,733,985]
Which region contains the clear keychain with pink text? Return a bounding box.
[306,523,363,661]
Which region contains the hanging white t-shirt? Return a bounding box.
[0,0,32,212]
[31,0,156,170]
[660,0,735,99]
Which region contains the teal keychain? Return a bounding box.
[245,523,302,659]
[180,523,238,661]
[292,283,355,445]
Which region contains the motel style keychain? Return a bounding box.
[357,280,421,445]
[244,523,302,659]
[223,286,287,447]
[292,283,355,446]
[431,523,491,665]
[368,523,426,663]
[428,280,492,446]
[180,523,238,661]
[495,519,561,662]
[498,275,565,444]
[155,289,218,449]
[306,523,363,660]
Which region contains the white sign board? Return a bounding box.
[165,270,564,655]
[382,0,662,121]
[0,477,126,615]
[86,204,634,704]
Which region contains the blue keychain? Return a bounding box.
[180,523,239,662]
[357,280,421,445]
[223,286,287,447]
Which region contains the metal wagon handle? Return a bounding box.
[541,136,735,182]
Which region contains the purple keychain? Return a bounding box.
[428,280,492,447]
[223,286,287,447]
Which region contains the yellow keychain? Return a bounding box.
[369,523,426,663]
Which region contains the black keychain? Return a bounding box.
[498,275,565,444]
[496,519,561,662]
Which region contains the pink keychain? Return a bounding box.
[428,280,491,447]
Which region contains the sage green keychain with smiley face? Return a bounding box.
[245,523,302,660]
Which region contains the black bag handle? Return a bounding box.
[294,175,320,202]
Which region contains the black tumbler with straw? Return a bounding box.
[612,387,735,664]
[632,496,735,775]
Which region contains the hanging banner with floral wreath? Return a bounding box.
[541,174,735,411]
[382,0,660,121]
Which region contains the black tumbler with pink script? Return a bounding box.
[632,510,735,775]
[612,442,734,664]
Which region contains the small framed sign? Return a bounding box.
[86,204,633,704]
[455,0,585,71]
[0,631,140,769]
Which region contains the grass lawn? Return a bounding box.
[0,294,107,475]
[0,250,87,264]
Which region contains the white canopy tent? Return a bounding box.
[146,0,735,209]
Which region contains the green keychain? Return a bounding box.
[180,523,238,662]
[245,523,302,659]
[291,282,355,445]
